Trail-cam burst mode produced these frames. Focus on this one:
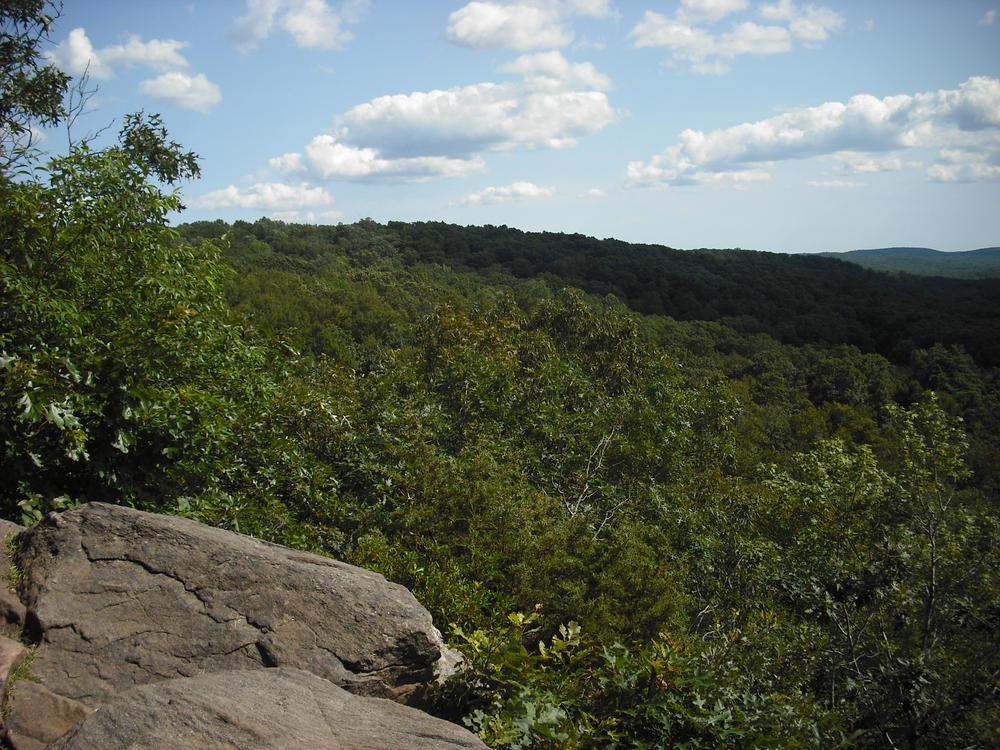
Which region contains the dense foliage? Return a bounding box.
[177,216,999,748]
[819,247,1000,279]
[2,7,998,746]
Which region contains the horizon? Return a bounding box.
[40,0,1000,254]
[183,215,1000,256]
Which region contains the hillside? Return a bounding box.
[192,218,1000,368]
[818,246,1000,278]
[6,175,1000,745]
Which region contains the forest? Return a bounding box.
[818,247,1000,280]
[2,4,999,747]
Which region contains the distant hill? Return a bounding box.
[179,218,1000,367]
[818,247,1000,278]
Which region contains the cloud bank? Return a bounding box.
[270,50,616,183]
[627,76,1000,188]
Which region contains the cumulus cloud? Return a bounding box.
[582,187,607,197]
[447,2,573,50]
[229,0,366,51]
[446,0,616,50]
[979,9,997,26]
[283,134,486,182]
[337,58,615,159]
[270,51,615,183]
[455,181,556,205]
[630,0,842,74]
[627,76,1000,188]
[198,182,335,210]
[500,50,611,91]
[46,28,190,78]
[47,27,220,112]
[138,72,222,112]
[630,12,790,70]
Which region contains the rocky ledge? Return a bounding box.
[0,503,484,749]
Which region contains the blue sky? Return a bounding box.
[40,0,1000,252]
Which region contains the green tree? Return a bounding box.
[1,0,69,168]
[767,395,999,748]
[0,111,274,524]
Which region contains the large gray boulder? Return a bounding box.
[15,502,458,707]
[47,667,486,750]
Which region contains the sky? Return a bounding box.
[37,0,1000,253]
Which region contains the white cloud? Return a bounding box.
[281,0,352,48]
[198,182,335,210]
[719,21,791,54]
[447,2,573,50]
[46,28,111,77]
[500,50,611,91]
[978,9,997,26]
[103,36,191,71]
[627,76,1000,188]
[269,51,614,183]
[630,13,714,57]
[630,1,842,74]
[761,1,844,41]
[229,0,280,50]
[692,169,771,188]
[138,72,222,112]
[927,148,1000,183]
[582,187,607,197]
[287,134,486,182]
[229,0,363,51]
[46,28,190,78]
[692,59,731,76]
[455,181,556,205]
[759,0,795,22]
[563,0,615,18]
[268,152,306,173]
[834,152,904,174]
[789,5,844,43]
[335,53,615,159]
[808,179,864,188]
[337,84,614,158]
[679,0,748,23]
[269,209,345,222]
[630,12,790,63]
[48,27,219,112]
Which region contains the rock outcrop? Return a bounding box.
[5,681,89,750]
[47,667,485,750]
[1,503,484,749]
[16,502,455,705]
